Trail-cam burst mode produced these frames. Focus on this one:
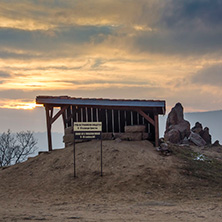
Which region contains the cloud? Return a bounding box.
[0,26,113,53]
[1,0,222,58]
[192,64,222,86]
[132,0,222,56]
[162,0,222,29]
[0,71,10,78]
[0,0,222,112]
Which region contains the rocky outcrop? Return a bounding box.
[164,103,214,147]
[164,103,190,144]
[200,127,212,145]
[191,122,203,134]
[191,122,212,146]
[188,132,207,147]
[164,129,180,144]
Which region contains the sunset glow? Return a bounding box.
[0,0,222,112]
[0,100,42,110]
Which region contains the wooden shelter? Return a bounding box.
[36,96,166,151]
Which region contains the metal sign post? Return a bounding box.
[73,122,102,177]
[73,135,76,177]
[100,131,103,177]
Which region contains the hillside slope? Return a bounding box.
[1,140,222,221]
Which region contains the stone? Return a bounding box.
[160,143,169,151]
[172,120,191,139]
[188,132,206,147]
[182,137,189,145]
[199,127,212,145]
[191,122,203,134]
[212,140,221,146]
[124,125,146,133]
[164,103,190,144]
[158,143,172,155]
[166,102,184,128]
[164,129,181,144]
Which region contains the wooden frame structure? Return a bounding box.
[36,96,166,151]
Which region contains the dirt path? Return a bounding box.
[1,197,222,221]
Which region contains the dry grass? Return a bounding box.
[169,144,222,186]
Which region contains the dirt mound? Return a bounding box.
[1,140,222,221]
[1,140,221,201]
[0,141,180,200]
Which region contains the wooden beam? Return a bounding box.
[136,109,155,126]
[154,114,159,147]
[62,112,66,130]
[51,105,69,124]
[45,105,53,151]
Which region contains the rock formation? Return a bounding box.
[188,132,206,147]
[164,103,190,144]
[164,103,214,147]
[191,122,212,145]
[191,122,203,134]
[200,127,212,145]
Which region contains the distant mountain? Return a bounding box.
[159,110,222,143]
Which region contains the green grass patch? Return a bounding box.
[170,145,222,185]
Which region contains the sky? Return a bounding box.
[0,0,222,112]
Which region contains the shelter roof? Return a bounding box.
[36,96,166,114]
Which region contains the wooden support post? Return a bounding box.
[96,109,99,121]
[124,111,127,126]
[45,105,53,152]
[45,105,69,151]
[85,107,88,122]
[137,112,139,125]
[131,111,133,125]
[154,114,159,147]
[91,108,93,121]
[81,108,83,122]
[62,112,66,130]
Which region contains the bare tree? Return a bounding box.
[0,130,37,167]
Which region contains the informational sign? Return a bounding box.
[74,122,102,132]
[73,122,103,177]
[73,122,102,139]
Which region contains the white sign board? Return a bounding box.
[74,122,102,132]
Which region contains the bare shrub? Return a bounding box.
[0,130,37,167]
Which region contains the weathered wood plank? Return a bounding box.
[137,109,155,126]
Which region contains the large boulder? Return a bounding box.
[191,122,203,134]
[189,132,206,147]
[200,127,212,145]
[164,103,190,144]
[164,128,181,144]
[191,122,212,145]
[166,103,184,128]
